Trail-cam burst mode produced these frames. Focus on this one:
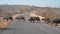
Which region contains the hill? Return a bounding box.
[0,5,60,18]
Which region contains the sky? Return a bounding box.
[0,0,60,8]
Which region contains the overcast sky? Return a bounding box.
[0,0,60,8]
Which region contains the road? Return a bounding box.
[0,12,60,34]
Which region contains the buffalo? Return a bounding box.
[51,18,60,26]
[16,16,26,21]
[29,17,40,23]
[3,16,13,21]
[42,17,50,24]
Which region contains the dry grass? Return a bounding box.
[0,19,11,29]
[57,24,60,27]
[12,14,22,19]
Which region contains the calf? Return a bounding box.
[42,18,50,23]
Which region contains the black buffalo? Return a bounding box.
[16,16,25,21]
[51,18,60,26]
[29,17,40,23]
[3,16,13,21]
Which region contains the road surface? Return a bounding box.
[0,12,60,34]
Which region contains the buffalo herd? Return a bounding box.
[3,16,13,21]
[42,18,60,26]
[3,16,60,26]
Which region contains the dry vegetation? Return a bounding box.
[35,7,60,18]
[0,19,11,29]
[0,5,60,18]
[0,5,37,17]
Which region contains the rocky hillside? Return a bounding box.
[0,5,38,17]
[31,7,60,18]
[0,5,60,18]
